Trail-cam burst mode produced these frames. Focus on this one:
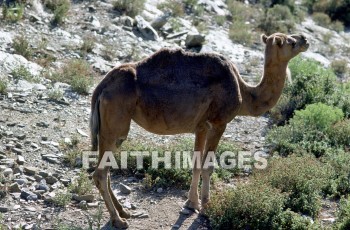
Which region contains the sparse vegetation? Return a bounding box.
[259,4,295,35]
[113,0,146,17]
[229,21,253,46]
[331,59,349,77]
[80,36,95,54]
[52,189,72,207]
[0,79,7,94]
[12,35,32,60]
[312,12,331,27]
[11,65,40,83]
[158,0,184,17]
[47,88,64,101]
[2,2,24,22]
[69,170,93,196]
[46,59,94,94]
[64,149,83,167]
[44,0,71,25]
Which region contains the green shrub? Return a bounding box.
[268,103,344,156]
[69,170,93,196]
[336,196,350,229]
[206,182,286,230]
[12,35,32,60]
[47,59,94,94]
[259,4,295,35]
[270,57,339,125]
[332,20,344,32]
[256,155,332,218]
[47,88,64,101]
[113,0,145,17]
[2,2,24,22]
[312,12,331,27]
[0,79,7,94]
[44,0,70,25]
[328,120,350,148]
[80,36,95,54]
[322,149,350,196]
[229,21,253,46]
[52,189,72,207]
[331,59,349,77]
[273,209,321,229]
[157,0,184,17]
[11,65,40,83]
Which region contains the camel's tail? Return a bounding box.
[90,88,101,151]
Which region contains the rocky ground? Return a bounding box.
[0,0,349,229]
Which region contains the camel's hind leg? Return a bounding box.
[184,127,207,211]
[93,97,134,229]
[200,124,226,210]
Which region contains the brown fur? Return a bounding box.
[90,32,309,228]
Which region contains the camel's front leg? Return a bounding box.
[184,128,207,211]
[201,124,226,210]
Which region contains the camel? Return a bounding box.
[90,32,309,228]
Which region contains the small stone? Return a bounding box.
[24,166,38,176]
[87,202,99,208]
[0,206,9,213]
[45,176,58,185]
[79,200,88,210]
[21,190,38,201]
[17,155,25,165]
[36,122,49,128]
[72,194,95,202]
[38,171,49,178]
[119,183,131,195]
[60,178,70,186]
[138,213,149,218]
[179,208,191,215]
[15,133,26,140]
[185,33,205,48]
[156,188,163,193]
[9,183,21,193]
[35,181,49,192]
[24,206,36,212]
[14,178,28,185]
[3,168,13,176]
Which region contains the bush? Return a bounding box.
[113,0,146,17]
[2,2,24,22]
[12,35,32,60]
[11,65,40,83]
[312,12,331,27]
[44,0,70,25]
[322,149,350,196]
[335,196,350,229]
[47,88,64,101]
[80,36,95,54]
[47,59,94,94]
[268,103,344,156]
[328,119,350,148]
[229,21,253,46]
[273,209,320,229]
[259,4,295,35]
[331,59,349,77]
[255,155,333,218]
[270,57,339,125]
[0,79,7,94]
[52,189,72,207]
[206,182,286,230]
[157,0,184,17]
[69,170,93,196]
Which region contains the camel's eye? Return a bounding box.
[288,38,296,47]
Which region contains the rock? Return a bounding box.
[60,178,70,186]
[28,13,41,22]
[89,15,101,28]
[9,183,21,193]
[88,5,96,13]
[24,166,38,176]
[179,208,191,215]
[15,133,26,140]
[35,180,49,192]
[0,206,9,213]
[135,15,159,41]
[21,190,38,201]
[119,183,132,195]
[0,51,42,75]
[151,12,171,30]
[157,188,163,193]
[45,176,58,185]
[120,16,134,27]
[14,178,28,185]
[3,168,13,176]
[322,217,335,223]
[185,33,205,47]
[17,155,25,165]
[36,122,49,128]
[87,202,99,208]
[73,194,95,202]
[77,128,88,137]
[38,171,49,178]
[139,213,149,218]
[12,147,23,155]
[79,200,88,210]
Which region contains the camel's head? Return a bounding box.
[261,33,309,62]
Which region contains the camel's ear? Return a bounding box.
[261,34,268,44]
[272,37,284,47]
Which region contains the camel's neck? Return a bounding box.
[237,60,288,116]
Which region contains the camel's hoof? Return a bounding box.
[111,218,129,229]
[119,209,131,219]
[199,202,210,216]
[183,199,200,211]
